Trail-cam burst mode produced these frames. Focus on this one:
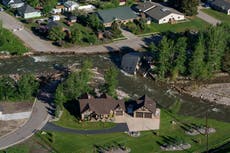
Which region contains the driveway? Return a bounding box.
[197,7,221,26]
[115,114,160,132]
[42,122,129,134]
[0,12,148,53]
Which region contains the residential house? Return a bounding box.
[51,5,65,14]
[121,52,142,75]
[51,15,60,21]
[17,4,41,19]
[119,0,126,6]
[210,0,230,15]
[2,0,24,8]
[127,95,159,118]
[68,15,77,22]
[79,94,126,120]
[97,6,138,27]
[78,4,96,12]
[64,1,79,12]
[136,1,185,24]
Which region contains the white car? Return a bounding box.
[0,8,4,12]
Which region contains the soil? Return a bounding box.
[0,102,33,114]
[0,119,27,137]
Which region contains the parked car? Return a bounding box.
[0,8,4,12]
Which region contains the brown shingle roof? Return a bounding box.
[79,95,125,114]
[136,95,156,113]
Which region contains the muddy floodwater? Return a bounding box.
[1,53,230,122]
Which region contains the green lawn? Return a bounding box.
[147,17,210,33]
[0,26,28,55]
[201,9,230,24]
[42,110,230,153]
[54,108,115,130]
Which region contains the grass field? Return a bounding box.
[54,108,115,130]
[41,110,230,153]
[201,9,230,24]
[132,17,210,36]
[0,26,28,55]
[148,17,210,33]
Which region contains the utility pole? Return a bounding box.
[206,112,209,153]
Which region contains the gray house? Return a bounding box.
[97,6,138,27]
[210,0,230,15]
[121,52,142,75]
[2,0,24,8]
[17,4,41,19]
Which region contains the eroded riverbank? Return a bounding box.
[1,54,230,122]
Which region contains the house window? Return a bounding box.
[136,112,144,118]
[178,16,180,19]
[144,113,152,118]
[116,110,123,116]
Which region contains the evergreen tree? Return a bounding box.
[104,66,118,98]
[189,34,208,79]
[172,37,187,79]
[205,26,227,74]
[158,36,174,79]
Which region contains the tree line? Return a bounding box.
[0,74,39,101]
[54,60,118,116]
[149,23,230,80]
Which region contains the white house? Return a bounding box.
[17,5,41,19]
[52,15,60,21]
[64,1,79,12]
[51,5,64,14]
[78,4,96,12]
[136,2,185,24]
[2,0,24,8]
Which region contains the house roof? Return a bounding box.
[4,0,23,4]
[79,94,125,114]
[211,0,230,11]
[46,21,62,29]
[121,52,141,74]
[17,4,39,14]
[136,2,183,20]
[136,1,156,12]
[136,95,157,113]
[64,1,79,8]
[97,6,138,24]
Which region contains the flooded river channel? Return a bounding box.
[1,53,230,122]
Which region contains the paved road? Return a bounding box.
[197,7,221,26]
[0,11,148,53]
[0,12,56,52]
[0,79,61,150]
[0,100,50,150]
[43,122,129,134]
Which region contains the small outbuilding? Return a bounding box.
[2,0,24,8]
[64,1,79,12]
[121,52,142,75]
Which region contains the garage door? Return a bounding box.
[116,111,123,116]
[136,112,144,118]
[144,113,152,118]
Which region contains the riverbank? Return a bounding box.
[172,74,230,106]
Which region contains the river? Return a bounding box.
[1,53,230,122]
